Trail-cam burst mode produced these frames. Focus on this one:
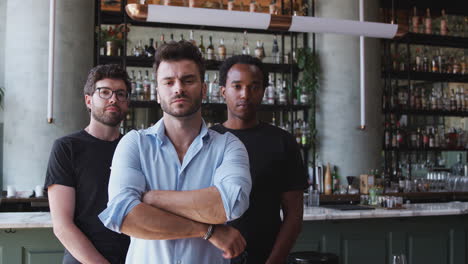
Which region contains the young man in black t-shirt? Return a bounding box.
[45,64,130,264]
[211,55,308,264]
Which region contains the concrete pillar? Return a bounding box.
[3,0,93,190]
[315,0,382,178]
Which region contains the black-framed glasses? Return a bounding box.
[95,87,130,102]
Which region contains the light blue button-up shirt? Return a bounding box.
[99,119,251,264]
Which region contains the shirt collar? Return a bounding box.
[145,118,210,144]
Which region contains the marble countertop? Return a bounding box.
[0,212,53,228]
[1,202,468,228]
[303,202,468,221]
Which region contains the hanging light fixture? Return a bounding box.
[125,4,406,39]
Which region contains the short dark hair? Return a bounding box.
[219,55,268,90]
[154,40,205,82]
[83,64,131,96]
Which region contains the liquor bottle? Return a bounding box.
[450,89,457,111]
[453,58,461,74]
[422,50,429,72]
[207,36,215,60]
[189,30,196,46]
[227,0,234,11]
[396,122,404,148]
[130,70,137,99]
[436,49,444,73]
[203,73,209,103]
[411,7,419,33]
[150,72,157,101]
[278,80,288,105]
[324,163,332,195]
[269,0,277,14]
[409,84,416,108]
[429,127,435,148]
[424,8,432,35]
[254,41,265,61]
[179,34,185,41]
[272,35,280,64]
[384,122,391,148]
[136,70,143,100]
[160,34,166,45]
[189,0,195,8]
[434,127,440,148]
[456,86,462,111]
[198,35,205,58]
[451,153,464,175]
[461,56,467,75]
[232,37,239,56]
[422,128,429,149]
[431,54,439,73]
[170,33,175,42]
[415,127,422,149]
[294,120,302,146]
[414,48,422,71]
[163,0,172,6]
[266,74,275,105]
[391,123,398,148]
[143,70,151,101]
[440,9,448,36]
[242,31,250,55]
[332,166,340,193]
[147,38,156,57]
[300,86,309,105]
[209,73,220,103]
[249,0,256,12]
[218,38,227,61]
[134,40,144,57]
[420,87,427,110]
[301,120,310,148]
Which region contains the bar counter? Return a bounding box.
[2,202,468,229]
[1,203,468,264]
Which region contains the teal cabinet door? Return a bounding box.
[0,228,63,264]
[294,215,468,264]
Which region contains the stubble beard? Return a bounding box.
[160,92,203,118]
[91,106,126,127]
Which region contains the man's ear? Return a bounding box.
[221,86,226,99]
[84,94,92,111]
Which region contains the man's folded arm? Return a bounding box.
[142,133,252,224]
[99,130,207,240]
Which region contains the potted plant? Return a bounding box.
[96,23,130,56]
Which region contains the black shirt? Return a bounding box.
[211,122,308,264]
[45,130,130,264]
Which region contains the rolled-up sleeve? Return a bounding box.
[99,130,146,233]
[213,133,252,221]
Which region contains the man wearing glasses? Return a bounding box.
[45,64,130,264]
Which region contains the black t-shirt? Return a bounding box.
[211,122,308,264]
[44,130,130,264]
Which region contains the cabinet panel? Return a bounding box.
[22,247,63,264]
[341,233,387,264]
[407,231,450,264]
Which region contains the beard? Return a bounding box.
[160,92,202,118]
[91,105,126,127]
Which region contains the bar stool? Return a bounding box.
[287,251,339,264]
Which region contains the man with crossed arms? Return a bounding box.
[99,40,251,263]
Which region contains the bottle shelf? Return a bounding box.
[383,70,468,83]
[99,55,300,73]
[384,147,468,152]
[130,100,310,111]
[395,32,468,49]
[379,1,468,16]
[384,109,468,117]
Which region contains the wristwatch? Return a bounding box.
[203,224,215,240]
